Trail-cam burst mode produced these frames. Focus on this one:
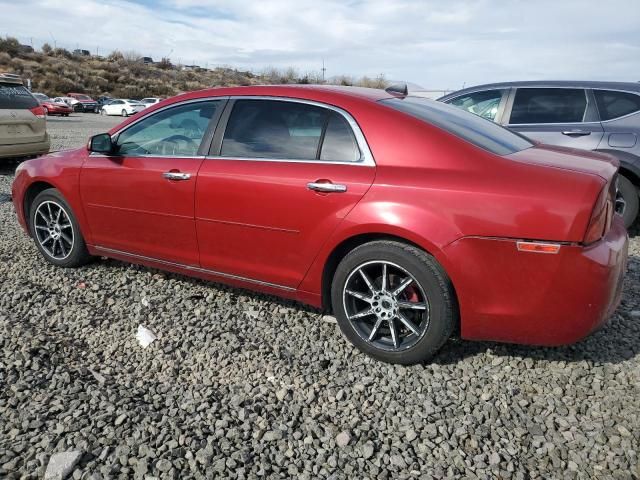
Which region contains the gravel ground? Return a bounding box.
[0,115,639,479]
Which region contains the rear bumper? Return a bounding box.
[0,135,50,159]
[443,217,628,346]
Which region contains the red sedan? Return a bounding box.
[11,85,628,364]
[32,93,73,116]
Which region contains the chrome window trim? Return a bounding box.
[103,95,375,165]
[507,87,591,126]
[93,245,296,292]
[216,95,375,166]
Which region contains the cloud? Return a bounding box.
[3,0,640,88]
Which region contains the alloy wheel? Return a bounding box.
[33,200,75,260]
[342,260,430,351]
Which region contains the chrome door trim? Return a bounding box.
[93,245,296,292]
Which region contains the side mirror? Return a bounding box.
[87,133,114,154]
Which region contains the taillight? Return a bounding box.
[584,186,613,244]
[29,105,46,119]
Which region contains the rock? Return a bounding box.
[335,431,351,447]
[405,429,418,442]
[322,315,338,324]
[276,388,288,401]
[362,442,375,459]
[44,451,82,480]
[114,414,127,426]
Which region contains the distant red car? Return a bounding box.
[11,85,628,364]
[32,93,72,116]
[67,92,97,112]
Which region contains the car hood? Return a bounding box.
[506,144,618,181]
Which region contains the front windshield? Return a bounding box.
[77,95,91,101]
[381,96,533,156]
[33,93,49,101]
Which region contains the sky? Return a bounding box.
[1,0,639,89]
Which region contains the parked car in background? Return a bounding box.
[140,97,162,108]
[0,73,50,159]
[11,85,627,364]
[53,96,75,107]
[99,99,145,117]
[439,81,640,227]
[32,93,72,116]
[67,93,97,112]
[93,96,113,113]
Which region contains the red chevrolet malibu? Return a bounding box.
[12,85,628,364]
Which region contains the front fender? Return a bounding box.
[11,150,92,243]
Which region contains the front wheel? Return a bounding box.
[121,109,128,117]
[618,174,639,228]
[29,189,91,268]
[331,240,456,364]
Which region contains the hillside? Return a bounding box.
[0,36,387,99]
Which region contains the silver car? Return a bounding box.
[439,81,640,227]
[0,73,50,159]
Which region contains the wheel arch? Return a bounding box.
[320,232,460,335]
[23,181,57,232]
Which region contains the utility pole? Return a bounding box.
[321,58,326,83]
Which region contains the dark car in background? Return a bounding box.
[439,81,640,227]
[93,96,113,113]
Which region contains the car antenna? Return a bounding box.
[384,83,408,97]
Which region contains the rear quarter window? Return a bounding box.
[0,83,39,109]
[594,90,640,121]
[382,97,533,155]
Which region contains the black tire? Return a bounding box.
[29,188,91,268]
[331,240,456,364]
[618,174,639,228]
[121,109,128,117]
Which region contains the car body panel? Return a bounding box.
[196,158,375,288]
[79,154,204,266]
[11,85,629,348]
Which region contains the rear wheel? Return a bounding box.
[121,109,128,117]
[331,240,456,364]
[618,174,639,228]
[29,189,91,268]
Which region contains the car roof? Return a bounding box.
[172,84,395,104]
[439,81,640,100]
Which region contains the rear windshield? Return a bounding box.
[381,96,533,155]
[0,83,39,109]
[75,95,91,101]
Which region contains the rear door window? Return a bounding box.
[0,83,39,109]
[447,89,506,121]
[221,100,326,160]
[509,88,588,124]
[594,90,640,121]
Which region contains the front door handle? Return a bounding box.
[163,171,191,181]
[307,182,347,193]
[562,130,591,137]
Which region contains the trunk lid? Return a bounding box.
[507,144,618,182]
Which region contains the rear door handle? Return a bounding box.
[307,182,347,193]
[163,171,191,181]
[562,130,591,137]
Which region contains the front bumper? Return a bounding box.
[442,217,629,346]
